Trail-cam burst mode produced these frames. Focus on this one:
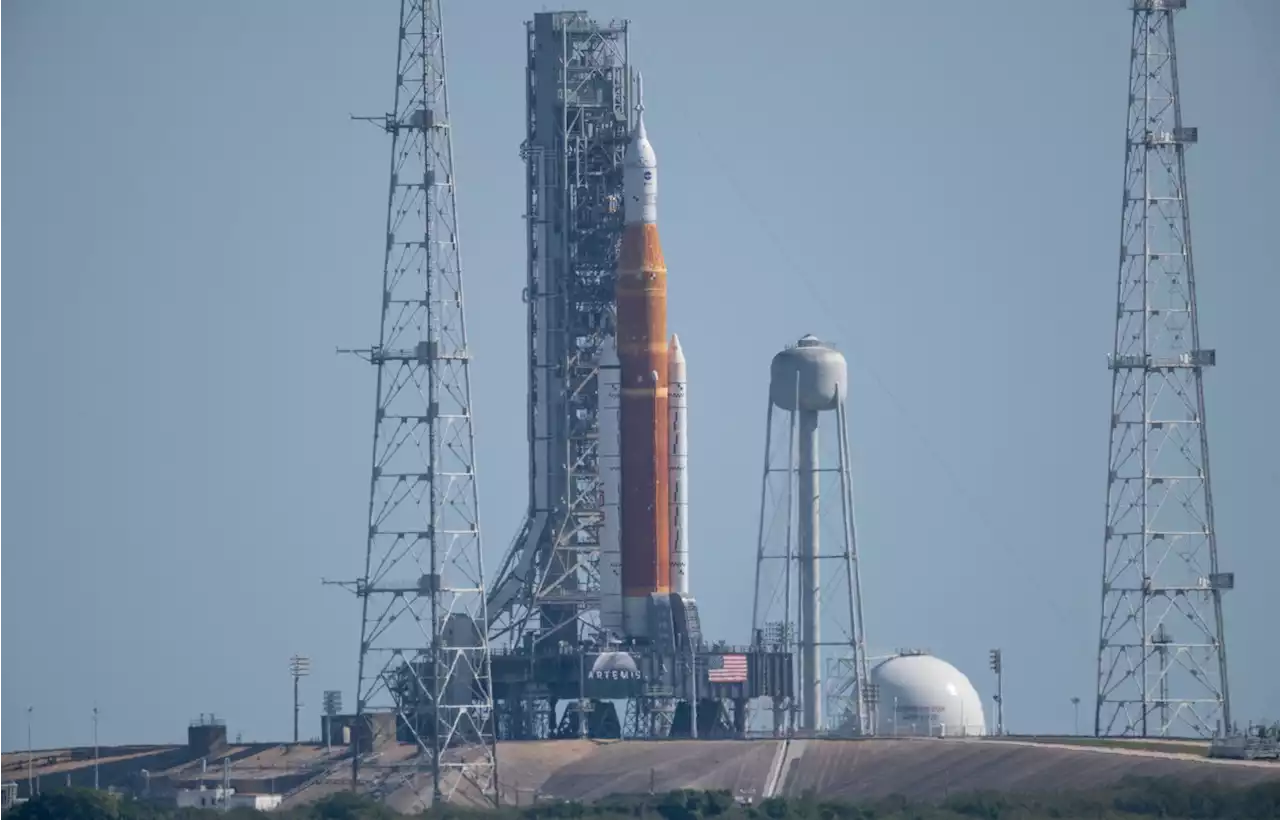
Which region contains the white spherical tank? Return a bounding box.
[769,335,847,412]
[871,652,987,738]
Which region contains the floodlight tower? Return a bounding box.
[751,335,870,735]
[1094,0,1232,739]
[332,0,498,804]
[322,691,342,755]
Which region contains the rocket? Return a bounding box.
[601,329,689,638]
[669,335,689,596]
[616,79,672,638]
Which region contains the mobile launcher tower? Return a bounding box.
[484,11,792,741]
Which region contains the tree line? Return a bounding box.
[5,776,1279,820]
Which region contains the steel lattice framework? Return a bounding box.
[1094,0,1231,739]
[487,13,633,651]
[337,0,497,804]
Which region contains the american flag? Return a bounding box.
[707,654,748,683]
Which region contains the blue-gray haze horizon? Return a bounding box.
[3,0,1277,748]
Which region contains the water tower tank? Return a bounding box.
[769,335,847,412]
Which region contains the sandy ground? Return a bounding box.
[13,735,1276,812]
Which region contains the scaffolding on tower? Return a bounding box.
[486,13,633,650]
[483,12,638,739]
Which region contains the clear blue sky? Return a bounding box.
[3,0,1277,749]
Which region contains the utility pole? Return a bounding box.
[93,705,100,790]
[988,649,1003,736]
[289,655,311,743]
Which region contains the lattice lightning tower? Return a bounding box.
[1094,0,1232,739]
[337,0,498,804]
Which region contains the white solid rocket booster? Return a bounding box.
[598,336,625,636]
[669,334,689,595]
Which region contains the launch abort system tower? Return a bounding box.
[1094,0,1232,739]
[752,335,870,736]
[333,0,498,804]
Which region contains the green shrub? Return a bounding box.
[6,778,1279,820]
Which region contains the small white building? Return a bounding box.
[2,783,20,810]
[871,651,987,738]
[176,786,283,812]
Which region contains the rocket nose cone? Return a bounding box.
[669,334,685,362]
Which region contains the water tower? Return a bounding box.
[751,335,870,735]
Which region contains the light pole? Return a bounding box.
[26,706,34,798]
[93,705,100,790]
[1070,697,1081,736]
[289,655,312,743]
